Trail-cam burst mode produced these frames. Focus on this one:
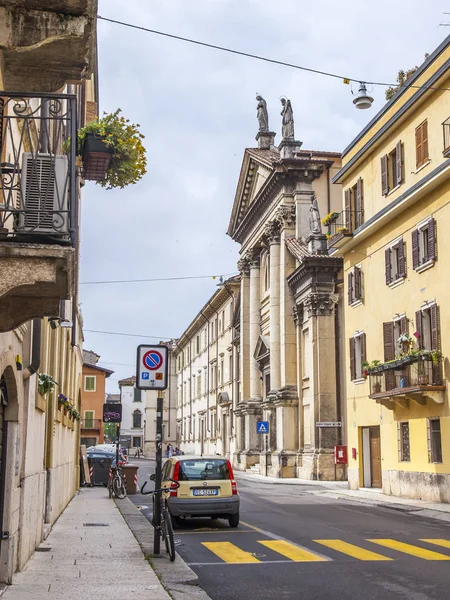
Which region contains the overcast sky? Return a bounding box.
[81,0,450,392]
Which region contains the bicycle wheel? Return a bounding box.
[162,508,175,561]
[113,474,126,499]
[108,477,113,499]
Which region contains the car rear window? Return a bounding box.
[178,459,230,481]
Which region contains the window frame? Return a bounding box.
[385,237,406,286]
[412,218,436,272]
[84,375,96,392]
[348,265,363,306]
[427,418,443,464]
[349,332,366,382]
[83,410,94,428]
[398,421,411,462]
[132,409,142,429]
[381,141,403,196]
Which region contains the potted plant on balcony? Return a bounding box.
[38,374,58,397]
[321,212,340,226]
[397,333,414,355]
[417,359,429,385]
[78,109,147,188]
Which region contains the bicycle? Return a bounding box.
[141,476,179,562]
[108,462,127,499]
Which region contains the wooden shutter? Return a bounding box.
[355,267,361,300]
[415,310,423,349]
[383,322,395,361]
[430,304,439,351]
[383,322,395,390]
[427,218,436,261]
[347,271,354,305]
[385,248,392,284]
[400,316,408,335]
[412,229,420,269]
[416,124,423,167]
[381,155,389,195]
[360,333,366,366]
[356,178,364,227]
[349,337,356,380]
[397,240,406,278]
[416,121,428,168]
[344,189,351,230]
[422,120,429,163]
[395,141,403,186]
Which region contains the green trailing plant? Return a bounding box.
[38,374,58,397]
[78,109,147,189]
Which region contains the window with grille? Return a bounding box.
[398,422,410,462]
[427,418,442,463]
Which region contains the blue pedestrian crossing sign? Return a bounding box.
[257,421,269,434]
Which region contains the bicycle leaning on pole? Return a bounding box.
[108,460,127,499]
[141,475,179,561]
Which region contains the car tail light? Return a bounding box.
[227,460,238,495]
[170,461,180,497]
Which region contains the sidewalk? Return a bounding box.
[2,488,172,600]
[236,470,450,521]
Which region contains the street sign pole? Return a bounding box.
[265,434,268,478]
[153,391,164,556]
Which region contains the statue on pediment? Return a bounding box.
[256,94,269,132]
[280,97,295,141]
[309,196,322,234]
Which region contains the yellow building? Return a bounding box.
[331,36,450,501]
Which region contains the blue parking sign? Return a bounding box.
[257,421,269,434]
[142,372,149,380]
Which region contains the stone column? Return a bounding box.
[248,250,262,402]
[237,257,251,404]
[264,221,281,394]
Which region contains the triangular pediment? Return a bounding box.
[254,335,270,362]
[227,148,280,239]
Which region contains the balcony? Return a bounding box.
[326,209,364,249]
[368,355,445,408]
[0,92,77,332]
[0,1,97,92]
[81,419,102,432]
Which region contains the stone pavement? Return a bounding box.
[236,470,450,521]
[1,488,172,600]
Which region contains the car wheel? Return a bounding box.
[228,513,239,528]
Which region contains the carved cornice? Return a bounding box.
[275,204,296,229]
[263,220,281,245]
[303,292,339,317]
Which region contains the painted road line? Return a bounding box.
[368,539,450,560]
[314,540,393,561]
[187,559,304,566]
[258,540,328,562]
[420,539,450,549]
[202,541,261,563]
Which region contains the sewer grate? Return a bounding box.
[83,523,109,527]
[36,548,52,552]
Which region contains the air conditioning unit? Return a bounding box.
[16,153,69,234]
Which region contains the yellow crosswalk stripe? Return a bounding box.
[258,540,328,562]
[314,539,392,561]
[420,539,450,549]
[368,539,450,560]
[202,542,260,563]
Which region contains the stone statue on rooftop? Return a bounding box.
[280,97,295,141]
[256,94,269,132]
[309,196,322,234]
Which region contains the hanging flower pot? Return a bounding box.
[82,133,114,182]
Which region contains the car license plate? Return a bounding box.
[193,488,219,496]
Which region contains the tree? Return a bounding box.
[104,423,118,442]
[385,54,430,100]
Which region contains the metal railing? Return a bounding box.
[327,209,365,237]
[369,357,443,396]
[0,92,77,245]
[443,116,450,154]
[81,418,102,431]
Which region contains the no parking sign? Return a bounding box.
[136,344,169,390]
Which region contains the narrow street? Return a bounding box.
[134,459,450,600]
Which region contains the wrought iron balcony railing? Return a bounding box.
[0,91,77,245]
[327,209,364,248]
[81,418,102,431]
[368,356,444,399]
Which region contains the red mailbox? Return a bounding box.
[334,445,348,465]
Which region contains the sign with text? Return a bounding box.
[136,344,169,390]
[316,421,342,428]
[103,403,122,423]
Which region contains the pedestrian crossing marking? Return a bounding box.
[368,539,450,560]
[202,542,260,563]
[258,540,328,562]
[420,539,450,549]
[314,540,392,561]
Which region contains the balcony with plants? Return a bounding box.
[326,209,364,249]
[363,333,445,407]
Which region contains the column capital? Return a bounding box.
[293,304,303,326]
[246,248,261,269]
[275,204,296,229]
[237,256,251,276]
[264,220,281,245]
[303,292,339,317]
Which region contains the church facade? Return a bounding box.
[228,97,346,479]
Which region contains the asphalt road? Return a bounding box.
[132,458,450,600]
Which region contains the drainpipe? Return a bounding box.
[327,164,332,235]
[334,280,343,446]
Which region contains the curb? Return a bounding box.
[114,495,213,600]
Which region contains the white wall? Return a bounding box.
[120,384,144,448]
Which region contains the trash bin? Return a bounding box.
[87,454,113,487]
[122,463,139,495]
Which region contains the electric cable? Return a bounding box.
[80,272,237,285]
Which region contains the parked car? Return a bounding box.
[161,456,240,528]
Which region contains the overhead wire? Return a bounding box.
[98,14,450,93]
[80,272,237,285]
[84,329,175,340]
